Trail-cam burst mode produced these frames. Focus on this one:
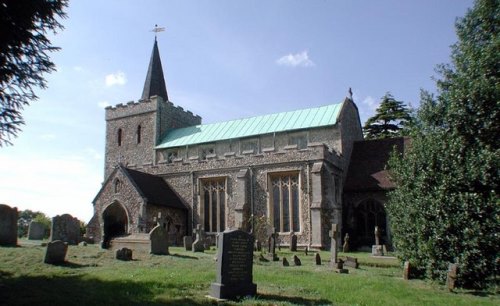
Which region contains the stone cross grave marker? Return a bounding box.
[192,224,205,252]
[374,226,381,246]
[329,223,338,265]
[28,221,45,240]
[290,232,297,252]
[44,240,68,264]
[210,229,257,300]
[50,214,80,245]
[0,204,18,246]
[371,226,384,256]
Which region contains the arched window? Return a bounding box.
[117,128,122,146]
[137,125,141,144]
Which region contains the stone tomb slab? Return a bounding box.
[210,229,257,300]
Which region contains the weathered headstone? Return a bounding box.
[50,214,80,245]
[334,259,348,274]
[315,253,322,265]
[150,224,169,255]
[192,224,205,252]
[342,233,350,253]
[282,257,289,266]
[290,232,297,252]
[44,240,68,264]
[371,226,384,256]
[210,229,257,300]
[183,235,193,251]
[446,263,458,291]
[403,261,411,280]
[268,228,279,261]
[293,255,301,266]
[304,246,308,256]
[116,247,133,261]
[28,221,46,240]
[345,256,359,269]
[0,204,18,246]
[329,223,338,265]
[374,226,381,246]
[254,240,262,252]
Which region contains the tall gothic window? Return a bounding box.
[270,173,300,233]
[136,125,141,144]
[201,178,226,233]
[117,128,122,146]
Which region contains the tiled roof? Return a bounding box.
[123,167,187,210]
[344,137,409,192]
[156,102,344,149]
[141,39,168,101]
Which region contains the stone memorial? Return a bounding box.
[334,259,348,274]
[150,224,169,255]
[304,246,308,256]
[183,235,193,251]
[342,233,350,253]
[345,256,359,269]
[290,232,297,252]
[293,255,301,266]
[210,229,257,300]
[116,247,133,261]
[315,253,322,265]
[282,257,289,266]
[28,221,46,240]
[329,223,338,265]
[268,228,279,261]
[254,240,262,252]
[371,226,384,256]
[0,204,18,246]
[44,240,68,264]
[446,263,458,291]
[403,261,411,280]
[50,214,80,245]
[192,224,205,252]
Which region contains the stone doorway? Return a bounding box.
[353,199,387,249]
[102,202,128,248]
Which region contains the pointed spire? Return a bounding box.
[141,39,168,101]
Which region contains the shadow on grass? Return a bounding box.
[0,273,209,305]
[255,293,332,305]
[169,253,199,260]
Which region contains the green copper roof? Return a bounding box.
[156,102,344,149]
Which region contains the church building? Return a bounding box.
[88,39,402,250]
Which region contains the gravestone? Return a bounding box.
[304,246,308,256]
[116,247,133,261]
[192,225,205,252]
[403,261,411,280]
[315,253,322,265]
[334,259,348,274]
[371,226,384,256]
[210,229,257,300]
[183,236,193,251]
[293,255,301,266]
[44,240,68,264]
[149,224,169,255]
[50,214,80,245]
[329,223,338,265]
[0,204,18,246]
[446,263,458,291]
[254,240,262,252]
[345,256,359,269]
[342,233,350,253]
[290,232,297,252]
[268,228,279,261]
[282,257,289,266]
[28,221,45,240]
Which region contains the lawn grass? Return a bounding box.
[0,240,497,305]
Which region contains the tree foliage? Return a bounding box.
[387,0,499,289]
[363,92,412,139]
[0,0,67,146]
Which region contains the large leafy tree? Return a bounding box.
[387,0,499,289]
[363,93,412,139]
[0,0,67,146]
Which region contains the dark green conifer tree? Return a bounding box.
[363,93,412,139]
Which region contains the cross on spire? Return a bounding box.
[151,24,165,40]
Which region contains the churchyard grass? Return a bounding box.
[0,240,497,305]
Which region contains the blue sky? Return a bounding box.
[0,0,473,221]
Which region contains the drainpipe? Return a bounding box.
[190,171,194,236]
[307,163,312,247]
[249,167,254,233]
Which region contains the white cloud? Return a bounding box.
[276,50,315,67]
[105,71,127,87]
[73,66,84,72]
[362,96,379,111]
[97,101,111,108]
